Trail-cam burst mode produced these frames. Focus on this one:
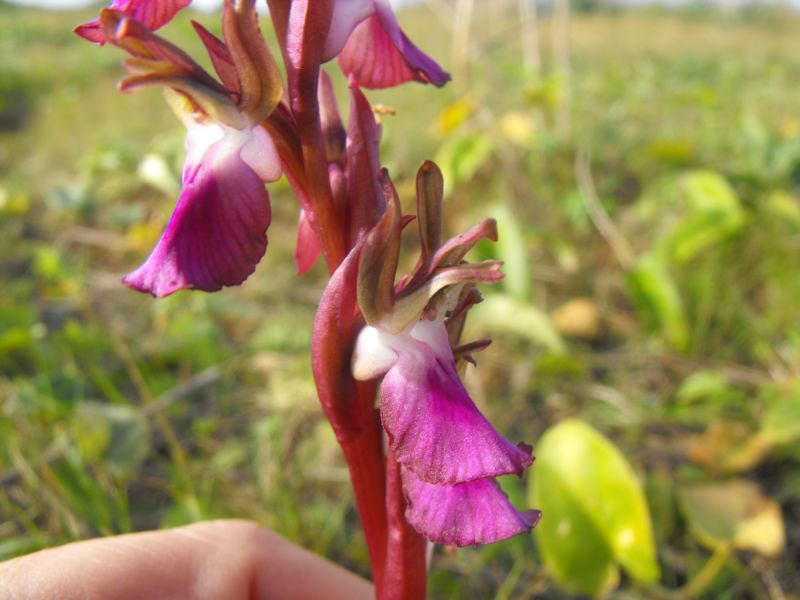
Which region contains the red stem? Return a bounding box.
[384,452,427,600]
[267,2,427,595]
[339,381,388,591]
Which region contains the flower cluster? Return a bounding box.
[75,0,448,296]
[76,0,540,590]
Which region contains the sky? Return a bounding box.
[5,0,223,10]
[3,0,797,12]
[2,0,423,10]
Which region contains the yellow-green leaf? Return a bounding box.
[679,480,785,557]
[530,419,660,596]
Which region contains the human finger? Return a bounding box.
[0,519,373,600]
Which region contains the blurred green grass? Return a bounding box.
[1,1,800,597]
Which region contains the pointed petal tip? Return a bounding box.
[74,21,106,44]
[525,509,543,529]
[121,268,208,298]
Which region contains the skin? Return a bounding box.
[0,520,373,600]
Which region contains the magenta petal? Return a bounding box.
[336,16,412,89]
[323,0,374,61]
[337,8,450,89]
[380,322,533,485]
[75,0,191,45]
[403,469,541,546]
[123,128,271,297]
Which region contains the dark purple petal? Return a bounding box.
[403,469,541,547]
[337,3,450,89]
[123,126,274,297]
[380,320,533,485]
[75,0,191,45]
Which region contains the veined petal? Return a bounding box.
[323,0,375,61]
[123,124,277,297]
[337,2,450,89]
[403,469,541,547]
[75,0,191,45]
[380,319,533,485]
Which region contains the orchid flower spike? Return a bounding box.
[352,162,540,546]
[89,1,284,297]
[323,0,450,89]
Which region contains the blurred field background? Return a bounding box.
[2,0,800,597]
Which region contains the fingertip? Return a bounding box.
[0,520,372,600]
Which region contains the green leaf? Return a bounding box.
[628,255,689,352]
[765,191,800,229]
[679,480,785,557]
[760,380,800,445]
[530,419,660,596]
[667,171,745,263]
[676,370,729,404]
[490,203,532,301]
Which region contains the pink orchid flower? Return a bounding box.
[350,163,540,546]
[81,3,284,297]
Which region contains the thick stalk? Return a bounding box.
[311,244,390,593]
[339,381,388,592]
[383,452,427,600]
[268,4,426,595]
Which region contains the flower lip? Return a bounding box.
[122,121,278,297]
[377,318,534,485]
[403,469,542,547]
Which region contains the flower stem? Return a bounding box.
[339,380,388,592]
[383,452,427,600]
